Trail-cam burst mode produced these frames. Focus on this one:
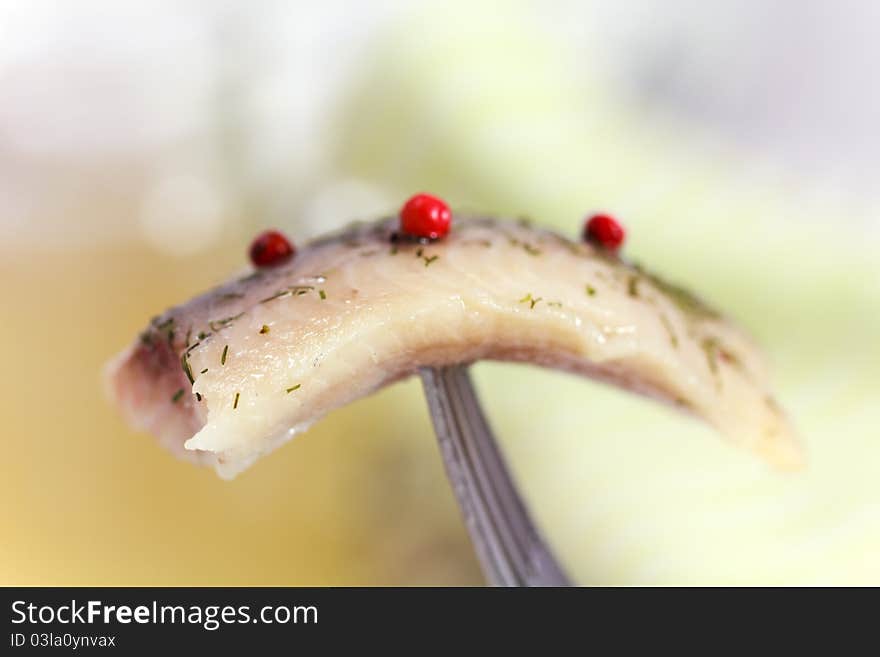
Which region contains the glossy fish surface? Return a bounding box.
[106,217,801,478]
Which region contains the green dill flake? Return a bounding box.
[180,353,195,385]
[659,314,679,348]
[259,325,270,334]
[319,290,327,300]
[200,368,208,374]
[423,255,439,267]
[155,317,174,331]
[628,275,641,298]
[633,264,720,319]
[198,331,208,340]
[259,290,291,304]
[233,392,240,409]
[547,301,563,308]
[184,328,192,347]
[209,312,245,331]
[221,344,229,365]
[518,293,542,309]
[171,388,185,403]
[286,384,302,394]
[415,247,424,258]
[522,243,541,256]
[701,337,720,375]
[286,285,314,297]
[585,285,597,296]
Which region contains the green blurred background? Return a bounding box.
[2,0,878,585]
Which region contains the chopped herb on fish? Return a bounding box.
[628,275,640,298]
[702,337,721,375]
[209,312,245,331]
[259,290,292,304]
[107,215,799,479]
[181,353,194,385]
[659,313,679,348]
[519,293,542,309]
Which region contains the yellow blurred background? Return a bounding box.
[2,0,878,585]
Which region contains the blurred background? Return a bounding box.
[2,0,878,585]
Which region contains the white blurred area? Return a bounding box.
[2,0,879,253]
[0,0,402,249]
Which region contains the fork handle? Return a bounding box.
[420,365,572,586]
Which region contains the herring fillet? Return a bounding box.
[105,216,801,478]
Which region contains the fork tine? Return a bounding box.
[420,365,572,586]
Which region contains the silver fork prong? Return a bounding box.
[420,365,572,587]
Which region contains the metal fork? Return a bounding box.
[420,365,572,586]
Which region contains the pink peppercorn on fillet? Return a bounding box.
[105,216,801,479]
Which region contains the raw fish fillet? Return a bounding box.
[105,217,801,478]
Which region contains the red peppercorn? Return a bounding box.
[249,230,294,268]
[400,193,451,240]
[584,213,625,252]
